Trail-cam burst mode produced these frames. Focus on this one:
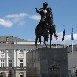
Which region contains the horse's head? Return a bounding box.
[47,7,52,13]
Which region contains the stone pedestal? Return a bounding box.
[26,47,68,77]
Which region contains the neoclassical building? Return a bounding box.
[0,36,42,77]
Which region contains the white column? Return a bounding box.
[24,50,26,67]
[72,41,73,53]
[16,50,17,67]
[24,71,26,77]
[6,50,8,67]
[17,50,20,67]
[14,49,16,67]
[5,49,7,67]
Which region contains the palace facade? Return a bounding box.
[0,36,41,77]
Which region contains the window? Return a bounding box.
[9,63,12,67]
[20,75,23,77]
[20,50,23,52]
[0,50,4,54]
[8,70,12,77]
[20,60,23,62]
[6,37,9,41]
[9,60,12,67]
[1,60,5,67]
[3,63,4,67]
[20,50,24,54]
[16,49,19,51]
[1,63,2,67]
[9,60,12,62]
[20,63,23,67]
[20,60,23,67]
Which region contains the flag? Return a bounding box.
[71,28,74,40]
[71,28,74,53]
[62,29,65,41]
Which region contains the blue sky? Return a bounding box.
[0,0,77,43]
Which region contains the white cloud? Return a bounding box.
[0,13,29,27]
[5,13,28,25]
[0,13,41,28]
[5,13,28,18]
[73,34,77,40]
[63,33,77,41]
[51,32,77,45]
[0,13,28,28]
[0,18,13,28]
[30,15,41,20]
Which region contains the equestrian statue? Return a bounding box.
[35,2,58,48]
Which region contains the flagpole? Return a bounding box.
[63,40,65,48]
[72,40,73,53]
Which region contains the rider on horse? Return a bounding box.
[35,2,58,47]
[35,2,58,38]
[35,2,48,31]
[35,2,49,42]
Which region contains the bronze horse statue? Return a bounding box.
[35,23,57,48]
[35,22,49,47]
[35,7,58,48]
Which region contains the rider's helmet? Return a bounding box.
[43,2,48,8]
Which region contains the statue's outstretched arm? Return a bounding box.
[35,8,39,13]
[35,8,42,14]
